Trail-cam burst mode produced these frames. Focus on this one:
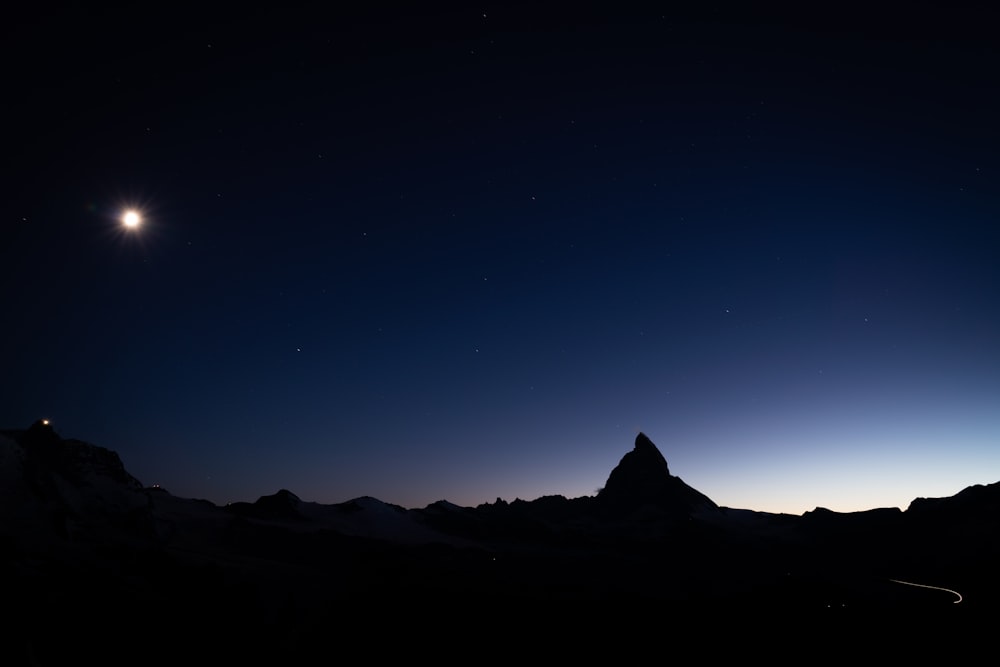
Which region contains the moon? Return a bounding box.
[122,210,141,228]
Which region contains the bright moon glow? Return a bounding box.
[122,210,141,228]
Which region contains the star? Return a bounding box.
[122,210,141,229]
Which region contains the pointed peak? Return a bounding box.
[599,433,671,504]
[599,433,717,513]
[632,433,668,472]
[635,432,656,451]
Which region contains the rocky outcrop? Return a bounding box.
[1,420,150,541]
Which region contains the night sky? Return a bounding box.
[5,5,998,514]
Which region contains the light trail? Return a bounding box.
[889,579,963,604]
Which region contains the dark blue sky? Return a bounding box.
[4,5,998,513]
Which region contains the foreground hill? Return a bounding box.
[2,420,996,660]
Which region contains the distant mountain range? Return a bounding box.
[3,420,996,660]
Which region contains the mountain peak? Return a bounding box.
[599,432,716,514]
[633,432,670,475]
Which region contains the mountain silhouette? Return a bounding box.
[1,421,994,660]
[598,431,718,515]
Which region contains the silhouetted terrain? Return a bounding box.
[3,421,996,661]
